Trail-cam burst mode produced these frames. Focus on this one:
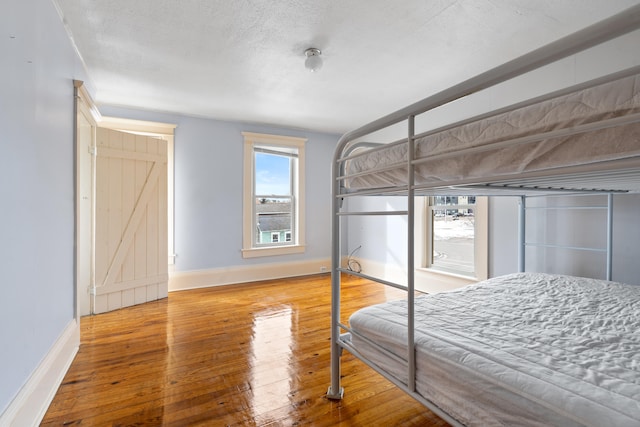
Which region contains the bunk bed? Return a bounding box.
[328,5,640,427]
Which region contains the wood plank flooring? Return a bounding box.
[41,274,449,426]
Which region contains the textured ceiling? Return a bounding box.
[54,0,640,134]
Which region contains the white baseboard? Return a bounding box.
[0,319,80,427]
[356,258,408,286]
[356,258,476,293]
[169,257,331,291]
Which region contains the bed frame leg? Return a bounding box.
[328,265,344,400]
[326,385,344,400]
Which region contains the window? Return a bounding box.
[428,196,476,276]
[415,196,488,291]
[242,132,306,258]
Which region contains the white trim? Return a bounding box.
[414,268,478,293]
[241,244,306,258]
[74,80,98,318]
[74,80,101,124]
[168,258,330,292]
[241,131,307,146]
[241,132,307,258]
[0,320,79,427]
[417,196,489,281]
[99,116,176,135]
[354,258,478,294]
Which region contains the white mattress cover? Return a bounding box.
[345,73,640,189]
[348,273,640,426]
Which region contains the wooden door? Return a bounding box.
[94,127,168,314]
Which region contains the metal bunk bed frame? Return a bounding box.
[327,5,640,426]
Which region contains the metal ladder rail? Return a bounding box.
[407,115,417,393]
[327,166,412,400]
[328,115,418,399]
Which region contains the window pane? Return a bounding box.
[255,152,291,196]
[431,197,475,275]
[255,196,293,246]
[242,132,306,258]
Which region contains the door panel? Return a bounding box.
[94,127,168,314]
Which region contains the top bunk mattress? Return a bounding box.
[344,72,640,191]
[348,273,640,427]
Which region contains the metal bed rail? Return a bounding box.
[335,86,640,196]
[408,63,640,144]
[327,6,640,426]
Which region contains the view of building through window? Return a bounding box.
[242,132,305,258]
[254,150,294,246]
[430,196,476,276]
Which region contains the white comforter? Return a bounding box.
[349,273,640,426]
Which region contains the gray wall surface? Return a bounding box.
[1,0,87,414]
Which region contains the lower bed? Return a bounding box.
[347,273,640,426]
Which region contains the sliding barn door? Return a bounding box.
[94,127,168,314]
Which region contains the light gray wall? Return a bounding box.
[344,196,408,274]
[98,106,340,272]
[1,0,86,414]
[488,197,520,277]
[489,194,640,285]
[611,195,640,284]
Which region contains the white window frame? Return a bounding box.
[241,132,306,258]
[415,196,488,292]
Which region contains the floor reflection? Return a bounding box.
[250,305,293,421]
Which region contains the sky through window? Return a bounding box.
[255,152,291,195]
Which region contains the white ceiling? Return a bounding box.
[54,0,640,134]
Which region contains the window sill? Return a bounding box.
[415,267,480,293]
[242,244,306,259]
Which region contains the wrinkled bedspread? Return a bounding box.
[349,273,640,426]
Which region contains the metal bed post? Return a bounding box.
[407,115,416,392]
[518,196,526,273]
[606,193,614,281]
[327,140,345,400]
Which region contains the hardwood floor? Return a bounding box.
[42,274,449,426]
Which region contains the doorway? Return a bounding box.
[74,82,176,316]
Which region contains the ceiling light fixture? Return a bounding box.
[304,48,323,72]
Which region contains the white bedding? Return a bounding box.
[348,273,640,426]
[345,73,640,189]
